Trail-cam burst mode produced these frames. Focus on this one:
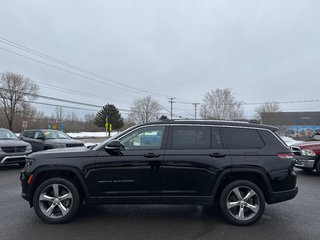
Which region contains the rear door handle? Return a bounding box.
[209,153,226,158]
[144,153,160,158]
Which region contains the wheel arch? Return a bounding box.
[29,167,90,207]
[211,167,273,204]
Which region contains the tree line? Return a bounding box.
[0,72,281,132]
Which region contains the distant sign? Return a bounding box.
[105,123,112,132]
[52,123,58,130]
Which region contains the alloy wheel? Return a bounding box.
[226,186,260,221]
[38,183,73,219]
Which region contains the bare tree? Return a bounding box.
[55,106,64,123]
[200,88,244,120]
[0,72,39,130]
[255,102,281,122]
[129,96,162,123]
[84,113,95,123]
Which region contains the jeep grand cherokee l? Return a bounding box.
[20,120,297,225]
[19,129,84,152]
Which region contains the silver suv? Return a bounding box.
[0,128,32,166]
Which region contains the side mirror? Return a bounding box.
[105,140,121,151]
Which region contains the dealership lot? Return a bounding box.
[0,166,319,240]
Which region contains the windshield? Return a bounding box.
[0,129,18,140]
[42,130,71,139]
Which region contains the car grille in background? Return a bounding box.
[1,146,27,153]
[66,143,84,148]
[291,146,301,156]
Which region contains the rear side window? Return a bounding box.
[172,126,210,149]
[259,130,285,147]
[223,127,264,149]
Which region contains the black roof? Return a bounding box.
[137,119,278,131]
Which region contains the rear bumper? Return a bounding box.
[268,187,298,204]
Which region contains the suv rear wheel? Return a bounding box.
[219,180,265,225]
[33,177,80,223]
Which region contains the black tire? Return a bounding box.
[33,177,80,223]
[219,180,265,226]
[315,160,320,175]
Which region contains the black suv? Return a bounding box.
[20,120,297,225]
[19,129,84,152]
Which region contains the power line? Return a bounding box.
[0,46,142,94]
[0,87,132,113]
[0,37,171,98]
[34,81,132,105]
[243,99,320,105]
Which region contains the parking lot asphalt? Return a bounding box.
[0,166,319,240]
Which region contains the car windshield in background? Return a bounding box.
[43,130,71,139]
[0,129,18,140]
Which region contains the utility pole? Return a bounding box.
[168,97,176,119]
[192,103,200,119]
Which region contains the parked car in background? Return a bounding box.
[21,120,297,225]
[19,129,84,152]
[312,133,320,141]
[291,141,320,175]
[0,128,32,166]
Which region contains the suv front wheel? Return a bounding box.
[219,180,265,225]
[33,177,81,223]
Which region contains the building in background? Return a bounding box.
[261,112,320,140]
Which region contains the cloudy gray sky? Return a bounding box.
[1,0,320,119]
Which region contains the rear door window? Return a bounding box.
[222,127,264,149]
[171,126,210,149]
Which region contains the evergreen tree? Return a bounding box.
[95,104,124,136]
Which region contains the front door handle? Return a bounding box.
[209,153,226,158]
[144,153,160,158]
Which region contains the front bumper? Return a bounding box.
[295,156,316,169]
[20,170,32,205]
[0,151,32,165]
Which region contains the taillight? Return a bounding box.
[277,153,295,159]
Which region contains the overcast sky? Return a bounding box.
[1,0,320,119]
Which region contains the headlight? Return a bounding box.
[26,145,32,151]
[301,149,316,156]
[25,158,35,167]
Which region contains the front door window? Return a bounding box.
[120,126,165,150]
